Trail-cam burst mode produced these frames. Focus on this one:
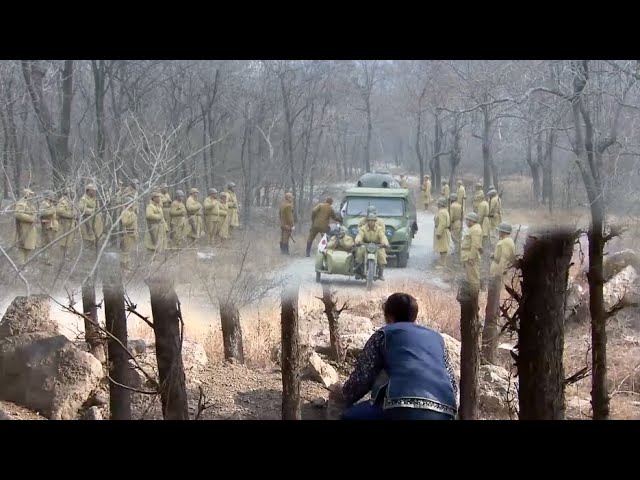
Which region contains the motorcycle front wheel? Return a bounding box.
[366,258,376,291]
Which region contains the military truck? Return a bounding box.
[339,187,417,268]
[356,171,400,189]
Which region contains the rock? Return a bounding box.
[128,363,147,390]
[441,333,461,383]
[604,249,640,281]
[0,295,58,338]
[0,333,104,420]
[603,266,638,311]
[128,339,147,356]
[300,313,376,355]
[565,283,588,322]
[306,352,339,388]
[0,409,12,420]
[181,339,208,372]
[87,389,108,407]
[478,364,516,419]
[83,406,103,420]
[566,396,590,411]
[311,397,327,409]
[497,343,517,365]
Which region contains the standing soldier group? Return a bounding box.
[430,178,513,298]
[11,180,240,271]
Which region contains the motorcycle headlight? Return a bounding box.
[367,244,377,253]
[385,227,394,238]
[350,226,359,237]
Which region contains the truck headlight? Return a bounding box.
[350,226,359,237]
[385,227,394,238]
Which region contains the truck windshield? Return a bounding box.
[345,197,405,217]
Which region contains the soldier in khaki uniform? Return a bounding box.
[145,192,167,258]
[354,213,389,280]
[279,192,295,255]
[56,188,76,257]
[203,188,222,247]
[358,206,385,230]
[399,175,409,189]
[39,190,59,265]
[489,223,516,283]
[456,179,466,213]
[476,194,491,252]
[306,197,341,257]
[434,197,451,268]
[78,184,104,253]
[218,192,230,240]
[169,190,188,249]
[421,175,432,210]
[472,182,484,213]
[119,198,138,271]
[159,184,172,226]
[186,188,204,247]
[441,180,450,205]
[14,188,38,266]
[460,212,483,294]
[326,225,354,252]
[226,182,240,231]
[487,189,502,246]
[449,193,463,260]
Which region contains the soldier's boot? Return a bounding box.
[377,266,385,281]
[279,242,285,254]
[284,243,290,255]
[306,241,312,257]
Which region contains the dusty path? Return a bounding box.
[274,207,452,297]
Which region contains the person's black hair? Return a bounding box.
[383,293,419,323]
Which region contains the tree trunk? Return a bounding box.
[281,284,301,420]
[82,277,105,362]
[148,276,189,420]
[320,283,345,363]
[219,300,245,364]
[364,99,372,172]
[457,281,480,419]
[91,60,108,162]
[518,229,573,420]
[588,195,608,420]
[415,111,425,181]
[101,253,131,420]
[481,106,492,191]
[433,111,443,191]
[481,277,501,365]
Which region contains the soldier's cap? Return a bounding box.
[175,190,185,198]
[424,174,430,179]
[227,182,236,188]
[325,197,333,204]
[86,184,97,191]
[284,192,293,200]
[366,212,377,221]
[220,192,228,198]
[475,182,482,188]
[497,222,512,234]
[457,179,463,184]
[442,179,449,184]
[190,188,199,194]
[465,212,479,222]
[160,183,168,189]
[449,193,458,201]
[487,189,498,196]
[208,188,218,195]
[366,205,377,213]
[330,225,342,236]
[131,179,140,186]
[437,197,447,207]
[151,191,161,199]
[488,185,495,190]
[44,190,55,198]
[22,188,35,196]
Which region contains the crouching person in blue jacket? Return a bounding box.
[328,292,458,420]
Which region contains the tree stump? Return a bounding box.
[281,284,301,420]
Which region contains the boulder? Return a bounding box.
[478,364,516,419]
[603,266,638,311]
[0,295,58,338]
[87,389,109,407]
[603,249,640,281]
[0,333,104,420]
[299,312,376,356]
[305,352,339,388]
[0,409,11,420]
[311,397,327,409]
[83,406,103,420]
[128,339,147,356]
[181,339,209,373]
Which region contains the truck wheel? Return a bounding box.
[396,250,409,268]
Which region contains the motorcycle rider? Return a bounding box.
[326,225,354,252]
[358,205,385,230]
[354,212,389,281]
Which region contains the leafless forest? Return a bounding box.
[0,60,639,421]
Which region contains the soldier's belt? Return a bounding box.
[147,220,161,224]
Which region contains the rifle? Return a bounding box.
[288,229,296,244]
